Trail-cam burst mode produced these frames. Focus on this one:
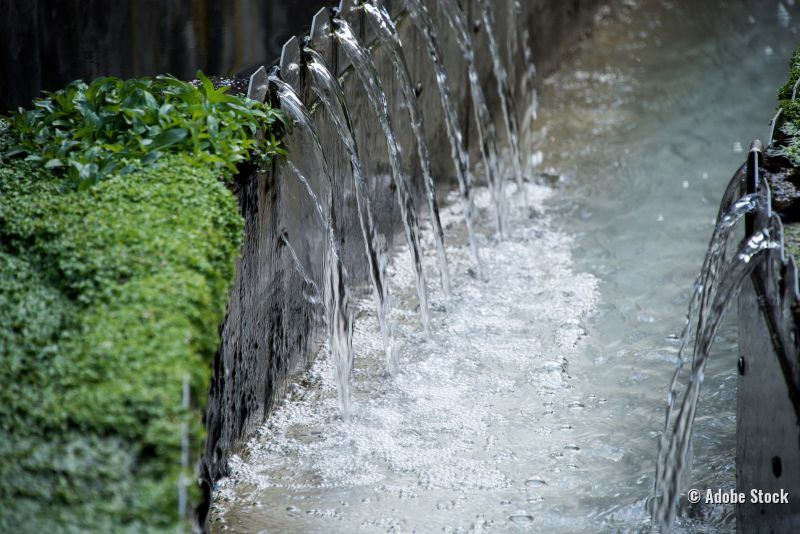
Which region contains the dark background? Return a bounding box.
[0,0,334,112]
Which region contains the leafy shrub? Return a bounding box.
[3,72,287,188]
[0,155,243,532]
[0,70,279,531]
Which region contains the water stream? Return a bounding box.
[405,0,483,276]
[303,47,395,369]
[436,0,506,236]
[334,18,433,337]
[475,0,524,195]
[362,0,452,302]
[270,78,355,418]
[213,0,797,531]
[654,221,777,531]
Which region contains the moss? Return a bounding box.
[775,48,800,166]
[776,48,800,268]
[778,47,800,102]
[0,155,243,532]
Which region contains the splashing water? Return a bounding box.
[362,0,452,303]
[213,179,599,532]
[303,47,396,371]
[334,18,432,338]
[405,0,483,277]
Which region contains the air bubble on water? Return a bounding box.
[509,512,534,524]
[525,478,547,488]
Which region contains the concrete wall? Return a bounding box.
[200,0,604,519]
[737,279,800,531]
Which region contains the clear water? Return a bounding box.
[212,0,797,531]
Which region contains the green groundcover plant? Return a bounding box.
[769,47,800,260]
[774,47,800,166]
[0,72,286,532]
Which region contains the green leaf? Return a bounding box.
[150,128,188,151]
[44,158,64,169]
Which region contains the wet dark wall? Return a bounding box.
[0,0,333,113]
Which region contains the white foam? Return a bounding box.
[213,180,598,529]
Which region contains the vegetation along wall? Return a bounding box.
[0,74,286,532]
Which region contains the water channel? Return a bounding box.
[212,1,797,531]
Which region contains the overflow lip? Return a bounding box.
[309,7,337,76]
[280,36,303,94]
[247,65,269,103]
[745,140,762,236]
